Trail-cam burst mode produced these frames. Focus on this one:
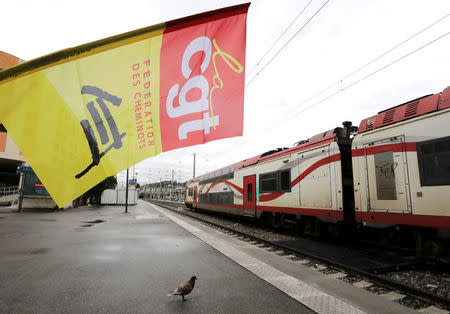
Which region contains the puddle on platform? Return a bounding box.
[0,248,50,256]
[30,248,49,254]
[12,218,57,222]
[84,219,105,224]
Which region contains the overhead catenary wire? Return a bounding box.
[207,30,450,162]
[246,0,314,78]
[284,12,450,118]
[265,31,450,132]
[338,13,449,84]
[244,12,450,138]
[246,0,331,87]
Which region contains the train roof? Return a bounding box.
[358,86,450,134]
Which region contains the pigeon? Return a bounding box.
[167,276,197,302]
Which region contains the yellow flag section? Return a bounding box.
[0,29,164,206]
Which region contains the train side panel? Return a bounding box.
[352,107,450,229]
[255,141,344,222]
[187,134,347,223]
[198,175,251,216]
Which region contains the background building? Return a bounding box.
[1,51,56,208]
[0,51,26,190]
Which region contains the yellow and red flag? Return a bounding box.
[0,3,249,206]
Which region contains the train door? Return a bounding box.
[243,175,256,212]
[364,136,411,213]
[194,186,198,204]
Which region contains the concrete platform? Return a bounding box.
[0,201,311,313]
[0,200,436,313]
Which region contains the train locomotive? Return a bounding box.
[185,87,450,256]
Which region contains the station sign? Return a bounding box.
[17,166,34,174]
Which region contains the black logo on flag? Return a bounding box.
[75,86,126,179]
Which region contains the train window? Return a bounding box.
[188,188,194,197]
[279,170,291,192]
[374,151,397,200]
[247,183,253,202]
[260,172,278,193]
[199,191,234,205]
[417,136,450,186]
[260,169,292,193]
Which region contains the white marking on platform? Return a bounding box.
[152,205,366,314]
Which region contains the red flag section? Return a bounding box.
[160,4,248,151]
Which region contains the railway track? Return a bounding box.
[147,199,450,311]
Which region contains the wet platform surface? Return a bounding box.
[0,201,313,314]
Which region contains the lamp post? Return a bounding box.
[193,153,196,178]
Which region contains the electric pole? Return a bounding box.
[193,153,196,178]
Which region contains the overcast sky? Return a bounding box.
[2,0,449,185]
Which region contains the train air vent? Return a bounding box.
[404,100,419,117]
[382,109,395,124]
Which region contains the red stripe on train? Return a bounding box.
[190,202,343,219]
[224,181,244,194]
[205,180,244,194]
[259,153,341,202]
[352,142,417,157]
[256,205,343,219]
[356,211,450,229]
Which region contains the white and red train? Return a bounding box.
[185,87,450,253]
